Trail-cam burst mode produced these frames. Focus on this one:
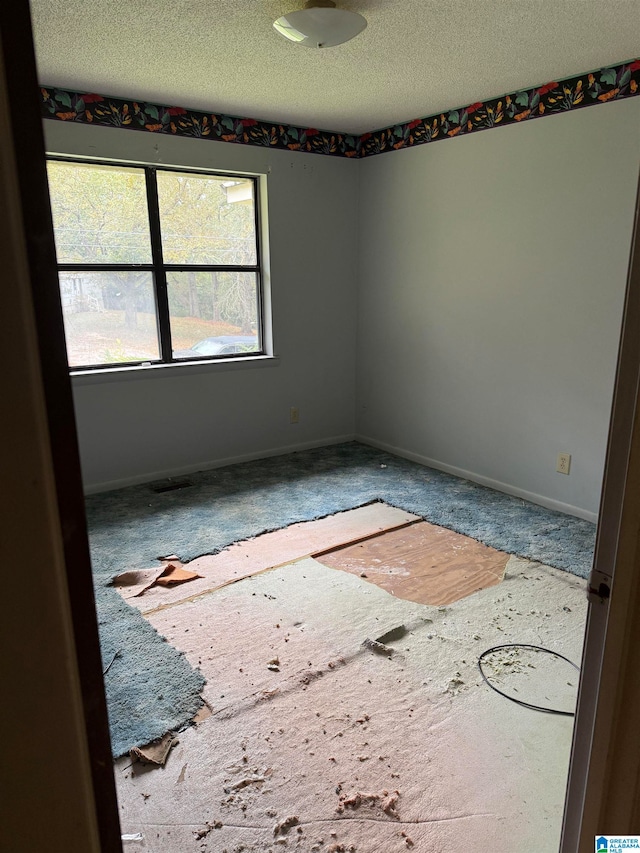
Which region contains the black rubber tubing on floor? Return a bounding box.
[478,643,580,716]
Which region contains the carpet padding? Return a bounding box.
[86,442,595,756]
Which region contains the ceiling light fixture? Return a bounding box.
[273,0,367,49]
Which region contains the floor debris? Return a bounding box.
[154,564,202,587]
[446,673,466,694]
[193,820,222,839]
[362,637,393,656]
[129,732,177,766]
[112,567,167,598]
[224,774,266,793]
[336,789,400,818]
[112,563,202,598]
[273,815,299,836]
[376,625,408,644]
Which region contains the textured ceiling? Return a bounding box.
[30,0,640,135]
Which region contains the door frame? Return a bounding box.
[0,1,121,849]
[561,170,640,848]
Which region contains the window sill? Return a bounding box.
[69,354,279,386]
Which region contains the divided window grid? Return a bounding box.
[46,158,263,370]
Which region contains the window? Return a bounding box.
[46,159,264,370]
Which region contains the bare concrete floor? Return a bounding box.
[114,508,587,853]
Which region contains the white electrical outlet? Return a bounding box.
[290,406,299,424]
[557,452,571,475]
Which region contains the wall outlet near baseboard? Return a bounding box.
[290,406,299,424]
[557,452,571,475]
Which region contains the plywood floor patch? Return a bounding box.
[315,520,508,605]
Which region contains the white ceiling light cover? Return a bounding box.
[274,1,367,49]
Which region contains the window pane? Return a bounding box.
[167,271,260,359]
[157,172,257,265]
[59,271,160,367]
[47,161,152,264]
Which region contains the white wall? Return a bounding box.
[44,122,359,491]
[356,99,640,519]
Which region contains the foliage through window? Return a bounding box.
[46,159,263,369]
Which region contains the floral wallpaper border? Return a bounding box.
[39,87,360,157]
[41,58,640,160]
[361,58,640,157]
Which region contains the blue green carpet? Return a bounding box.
[86,442,595,756]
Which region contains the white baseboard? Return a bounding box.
[355,434,598,523]
[83,434,356,495]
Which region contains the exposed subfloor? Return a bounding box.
[114,505,587,853]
